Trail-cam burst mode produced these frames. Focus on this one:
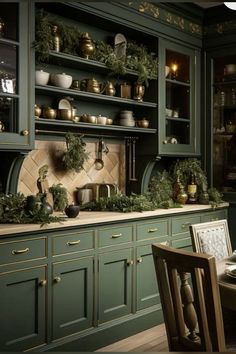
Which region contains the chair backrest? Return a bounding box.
[190,219,232,262]
[152,243,226,352]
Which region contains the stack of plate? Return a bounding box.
[224,264,236,279]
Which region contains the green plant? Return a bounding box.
[62,133,89,172]
[0,193,63,225]
[148,170,181,208]
[49,184,68,211]
[208,187,224,207]
[171,158,208,195]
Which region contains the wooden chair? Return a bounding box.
[190,219,232,262]
[152,243,226,352]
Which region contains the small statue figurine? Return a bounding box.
[37,164,53,207]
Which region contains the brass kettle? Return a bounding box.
[81,78,102,94]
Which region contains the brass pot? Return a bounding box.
[34,104,42,117]
[58,108,77,120]
[44,107,57,119]
[79,32,95,59]
[136,119,149,128]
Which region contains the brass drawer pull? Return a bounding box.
[39,279,47,287]
[137,257,143,263]
[54,276,61,283]
[111,233,122,238]
[181,222,191,229]
[12,247,30,255]
[127,260,134,266]
[148,228,158,233]
[67,240,81,246]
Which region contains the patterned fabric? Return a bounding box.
[198,226,229,261]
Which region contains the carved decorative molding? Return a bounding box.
[127,1,202,36]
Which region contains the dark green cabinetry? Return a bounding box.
[99,249,133,323]
[0,1,33,150]
[52,257,94,339]
[158,39,200,156]
[136,244,160,311]
[0,266,46,351]
[0,206,228,351]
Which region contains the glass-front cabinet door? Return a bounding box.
[210,50,236,195]
[0,1,32,150]
[158,39,200,156]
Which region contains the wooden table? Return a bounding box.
[217,254,236,311]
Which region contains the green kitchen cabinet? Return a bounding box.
[98,249,133,323]
[52,257,94,339]
[0,1,33,150]
[136,244,160,311]
[0,265,46,351]
[158,38,200,156]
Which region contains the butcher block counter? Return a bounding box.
[0,203,228,352]
[0,203,229,237]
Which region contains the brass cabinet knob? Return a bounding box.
[137,257,143,263]
[21,129,29,136]
[127,260,134,266]
[54,276,61,283]
[163,140,168,144]
[39,279,47,286]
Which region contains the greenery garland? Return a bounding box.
[34,10,158,85]
[0,193,63,224]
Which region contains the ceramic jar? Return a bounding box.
[119,111,135,127]
[35,70,50,86]
[97,115,107,125]
[52,73,72,89]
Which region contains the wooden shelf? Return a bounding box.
[35,85,157,108]
[35,118,157,138]
[166,78,190,87]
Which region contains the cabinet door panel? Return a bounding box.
[0,266,46,351]
[52,257,93,339]
[99,249,132,323]
[136,244,159,311]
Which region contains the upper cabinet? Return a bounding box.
[0,1,33,151]
[34,2,158,140]
[158,39,200,156]
[206,48,236,196]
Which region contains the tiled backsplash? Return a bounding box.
[18,140,126,203]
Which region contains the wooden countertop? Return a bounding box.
[0,203,229,237]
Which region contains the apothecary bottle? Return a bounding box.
[187,173,197,204]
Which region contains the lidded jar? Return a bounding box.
[119,110,135,127]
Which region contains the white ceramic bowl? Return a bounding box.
[35,70,50,86]
[53,73,73,89]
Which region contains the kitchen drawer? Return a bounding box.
[98,225,133,248]
[172,215,201,236]
[0,237,46,265]
[137,219,169,241]
[52,230,94,255]
[172,237,192,250]
[201,210,227,223]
